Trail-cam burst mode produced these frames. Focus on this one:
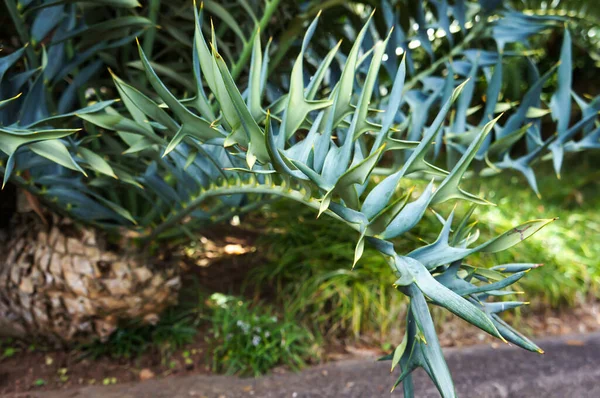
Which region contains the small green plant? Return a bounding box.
[0,338,21,359]
[2,346,18,359]
[33,379,46,387]
[207,293,316,377]
[79,306,198,360]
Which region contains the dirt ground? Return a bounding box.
[2,299,599,396]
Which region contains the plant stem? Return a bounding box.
[142,0,161,58]
[3,0,39,68]
[230,0,282,81]
[146,181,358,241]
[153,198,276,241]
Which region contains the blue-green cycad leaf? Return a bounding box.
[349,31,391,141]
[451,59,479,137]
[432,115,500,205]
[406,285,456,398]
[409,212,555,269]
[331,11,375,126]
[549,28,572,136]
[491,314,543,353]
[110,71,178,135]
[19,72,49,126]
[371,54,406,152]
[212,48,269,168]
[247,32,264,121]
[57,60,103,114]
[0,48,26,85]
[31,5,65,43]
[280,13,333,139]
[548,110,599,178]
[491,263,543,273]
[393,255,503,340]
[327,144,386,211]
[78,147,116,179]
[493,11,559,50]
[136,42,222,143]
[361,80,469,219]
[0,126,79,156]
[29,140,86,176]
[565,127,600,151]
[498,64,558,140]
[378,180,435,239]
[0,93,22,111]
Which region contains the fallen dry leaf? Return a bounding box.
[139,368,155,381]
[565,339,585,346]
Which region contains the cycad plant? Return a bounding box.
[0,0,176,344]
[0,0,277,345]
[0,0,598,396]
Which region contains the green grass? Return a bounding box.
[462,159,600,307]
[245,205,409,344]
[207,293,316,376]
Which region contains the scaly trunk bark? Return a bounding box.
[0,214,181,346]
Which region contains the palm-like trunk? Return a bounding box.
[0,214,181,346]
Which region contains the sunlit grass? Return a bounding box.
[462,160,600,307]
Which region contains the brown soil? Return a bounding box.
[1,223,599,396]
[0,337,211,396]
[2,302,599,396]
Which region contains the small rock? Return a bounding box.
[139,368,155,381]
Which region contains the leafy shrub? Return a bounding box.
[206,293,316,376]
